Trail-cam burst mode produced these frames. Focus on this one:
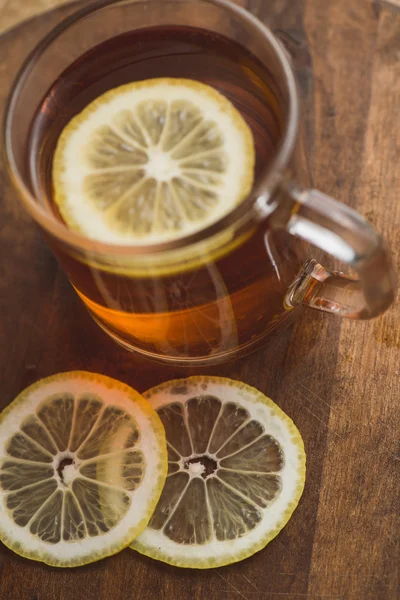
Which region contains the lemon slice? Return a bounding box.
[53,78,255,245]
[131,376,306,568]
[0,372,167,567]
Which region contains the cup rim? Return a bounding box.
[3,0,299,257]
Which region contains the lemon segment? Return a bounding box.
[53,78,255,245]
[0,372,167,567]
[131,376,306,568]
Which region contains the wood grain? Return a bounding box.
[0,1,399,599]
[0,0,70,35]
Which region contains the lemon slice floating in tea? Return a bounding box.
[131,376,306,568]
[52,78,255,244]
[0,372,167,567]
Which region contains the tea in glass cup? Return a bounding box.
[5,0,396,365]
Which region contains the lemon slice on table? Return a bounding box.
[0,372,167,567]
[53,78,255,245]
[131,376,306,568]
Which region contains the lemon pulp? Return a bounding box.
[131,376,306,568]
[0,372,167,567]
[53,78,255,246]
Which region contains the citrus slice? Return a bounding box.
[0,372,167,567]
[53,78,255,245]
[131,376,306,568]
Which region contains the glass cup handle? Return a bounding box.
[278,184,397,319]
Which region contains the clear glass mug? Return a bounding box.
[4,0,396,366]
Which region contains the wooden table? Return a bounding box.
[0,1,399,599]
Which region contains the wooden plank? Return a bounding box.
[307,3,400,599]
[380,0,400,12]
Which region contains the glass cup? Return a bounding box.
[4,0,396,365]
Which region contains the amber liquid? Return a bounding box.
[29,26,301,362]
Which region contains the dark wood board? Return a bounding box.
[0,1,399,599]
